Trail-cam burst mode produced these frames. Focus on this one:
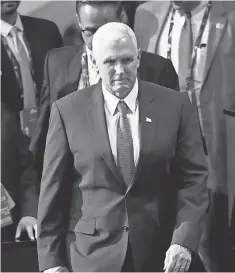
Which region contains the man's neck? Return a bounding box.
[1,13,17,26]
[173,1,202,14]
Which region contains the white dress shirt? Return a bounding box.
[157,2,210,97]
[1,14,30,61]
[102,79,140,166]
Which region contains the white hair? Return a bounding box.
[92,22,138,61]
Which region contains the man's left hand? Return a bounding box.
[15,216,37,241]
[164,244,192,272]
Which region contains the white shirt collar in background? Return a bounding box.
[0,13,23,37]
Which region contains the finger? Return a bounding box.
[164,253,170,270]
[34,224,38,239]
[173,260,183,272]
[185,261,191,272]
[26,226,35,240]
[165,258,176,272]
[178,262,187,272]
[15,225,21,239]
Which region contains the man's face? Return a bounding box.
[171,1,201,13]
[78,4,121,49]
[1,1,20,17]
[94,37,140,98]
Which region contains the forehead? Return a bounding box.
[79,4,119,28]
[98,37,137,60]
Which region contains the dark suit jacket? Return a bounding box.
[37,80,208,272]
[1,15,63,112]
[134,1,235,196]
[30,45,179,177]
[1,16,62,239]
[1,103,39,241]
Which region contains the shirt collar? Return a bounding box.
[0,13,23,37]
[102,79,138,116]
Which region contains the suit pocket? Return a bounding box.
[68,218,95,235]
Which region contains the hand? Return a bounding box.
[164,244,191,272]
[15,216,37,241]
[44,266,69,272]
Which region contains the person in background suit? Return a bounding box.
[1,0,62,239]
[134,1,235,271]
[37,22,208,273]
[1,103,39,242]
[30,0,179,179]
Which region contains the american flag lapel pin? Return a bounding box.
[146,117,152,123]
[216,22,224,29]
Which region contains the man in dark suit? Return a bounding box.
[1,104,38,242]
[134,1,235,270]
[1,1,62,239]
[30,0,179,178]
[37,22,208,272]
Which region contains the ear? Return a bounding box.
[136,48,142,68]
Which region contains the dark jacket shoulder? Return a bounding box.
[21,15,59,30]
[48,45,83,64]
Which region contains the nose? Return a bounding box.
[115,63,125,75]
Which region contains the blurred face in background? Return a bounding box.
[1,1,20,20]
[77,3,127,49]
[93,35,140,99]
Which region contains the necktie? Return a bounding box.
[80,52,89,89]
[10,27,37,109]
[117,101,135,187]
[178,12,193,92]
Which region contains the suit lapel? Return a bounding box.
[86,83,125,188]
[1,40,20,94]
[148,2,172,53]
[126,81,157,193]
[201,3,227,91]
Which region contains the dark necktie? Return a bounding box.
[10,26,37,109]
[117,101,135,187]
[178,12,193,92]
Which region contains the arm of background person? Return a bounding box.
[30,50,52,179]
[37,102,73,271]
[170,93,209,253]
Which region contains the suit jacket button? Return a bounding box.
[123,226,129,232]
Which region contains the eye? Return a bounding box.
[104,59,115,65]
[122,58,133,64]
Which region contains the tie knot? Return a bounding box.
[10,26,19,37]
[117,101,130,115]
[185,11,192,20]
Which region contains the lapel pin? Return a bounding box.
[216,22,224,29]
[146,117,152,123]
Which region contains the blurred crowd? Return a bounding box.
[1,1,235,272]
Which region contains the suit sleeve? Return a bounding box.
[160,59,179,91]
[18,134,39,219]
[37,102,72,271]
[30,50,52,179]
[170,94,209,252]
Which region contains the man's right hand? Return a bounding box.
[44,266,69,273]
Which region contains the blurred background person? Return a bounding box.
[1,103,38,242]
[1,0,63,240]
[134,1,235,271]
[30,0,179,179]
